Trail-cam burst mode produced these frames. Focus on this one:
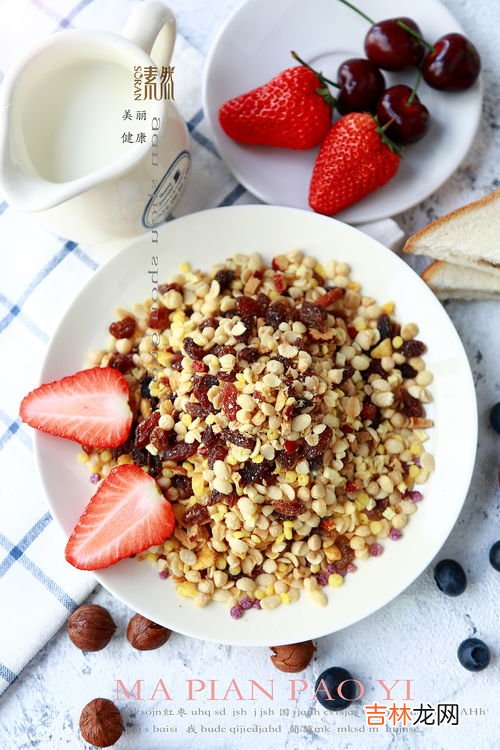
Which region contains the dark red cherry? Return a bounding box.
[376,85,430,145]
[336,58,386,114]
[422,33,481,91]
[365,17,425,71]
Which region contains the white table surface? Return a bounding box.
[1,1,499,749]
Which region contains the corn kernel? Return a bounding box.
[410,443,422,456]
[77,452,89,463]
[229,566,241,576]
[205,414,216,425]
[216,557,227,570]
[233,531,245,539]
[280,593,291,605]
[181,413,192,427]
[277,563,288,573]
[265,584,275,596]
[179,262,191,273]
[348,281,360,291]
[321,344,328,355]
[370,521,382,535]
[359,513,369,524]
[252,454,264,464]
[100,450,112,463]
[275,533,285,544]
[163,539,178,553]
[325,545,341,562]
[355,320,367,331]
[284,526,293,540]
[409,465,420,478]
[392,336,403,349]
[377,445,386,455]
[285,470,297,484]
[297,474,309,487]
[255,589,265,600]
[157,352,172,367]
[357,492,369,506]
[236,373,246,385]
[382,301,394,314]
[171,311,186,324]
[328,573,344,588]
[193,547,215,570]
[371,338,392,358]
[267,429,279,441]
[227,454,238,465]
[177,581,197,597]
[146,553,157,562]
[310,564,320,573]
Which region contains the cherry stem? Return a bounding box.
[407,69,423,105]
[336,0,374,25]
[395,20,434,51]
[291,50,340,89]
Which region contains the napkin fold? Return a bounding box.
[0,0,405,696]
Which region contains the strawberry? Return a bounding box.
[219,65,333,149]
[65,465,175,570]
[309,113,401,215]
[20,367,132,448]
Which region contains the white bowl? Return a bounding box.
[34,205,477,646]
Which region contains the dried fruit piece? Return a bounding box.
[239,459,275,486]
[302,426,332,460]
[208,442,228,469]
[183,337,205,360]
[272,499,306,518]
[214,268,234,291]
[182,503,210,525]
[401,389,424,418]
[134,411,160,449]
[221,383,239,421]
[109,316,136,339]
[236,295,261,318]
[162,441,199,462]
[150,426,171,451]
[401,340,426,358]
[300,300,326,328]
[223,428,256,450]
[265,301,288,329]
[315,288,344,307]
[109,353,134,373]
[148,307,170,330]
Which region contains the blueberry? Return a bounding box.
[315,667,357,711]
[433,559,467,596]
[489,541,500,572]
[457,638,490,672]
[490,402,500,434]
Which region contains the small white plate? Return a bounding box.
[34,206,477,646]
[202,0,483,224]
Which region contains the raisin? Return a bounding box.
[182,503,209,525]
[171,474,193,499]
[109,316,136,339]
[365,498,389,521]
[199,317,219,331]
[148,454,163,478]
[208,443,228,469]
[401,340,426,358]
[185,402,210,419]
[377,314,392,342]
[256,293,270,316]
[300,300,326,328]
[201,425,217,448]
[111,437,133,461]
[366,359,386,378]
[238,347,260,364]
[170,353,183,371]
[302,426,332,460]
[292,397,313,416]
[220,383,238,421]
[265,301,288,329]
[401,390,424,418]
[361,402,378,422]
[272,499,306,518]
[235,317,254,343]
[276,450,298,470]
[218,370,237,382]
[140,376,153,398]
[110,353,134,373]
[341,365,355,382]
[239,459,275,486]
[214,269,234,291]
[335,534,355,570]
[131,447,149,465]
[211,344,236,358]
[183,337,205,360]
[193,375,218,410]
[315,288,344,307]
[134,411,161,449]
[162,441,199,462]
[236,295,260,318]
[158,282,182,294]
[148,307,169,330]
[222,428,256,451]
[398,363,418,379]
[150,426,171,451]
[210,489,238,507]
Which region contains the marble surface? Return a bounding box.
[1,1,499,748]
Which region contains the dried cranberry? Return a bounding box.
[256,293,270,316]
[183,337,205,360]
[347,325,357,339]
[201,425,217,448]
[214,269,234,291]
[276,450,298,470]
[192,360,208,373]
[134,411,161,449]
[158,282,182,294]
[401,390,424,418]
[110,353,134,373]
[170,353,183,371]
[109,316,136,339]
[300,300,326,328]
[210,489,238,507]
[211,344,236,358]
[342,424,354,434]
[284,440,299,454]
[346,481,357,493]
[185,402,210,418]
[315,288,344,307]
[377,314,393,342]
[150,426,171,451]
[193,375,218,410]
[199,317,219,332]
[239,459,275,486]
[236,295,260,318]
[162,441,199,462]
[302,426,332,460]
[182,503,209,525]
[401,340,426,358]
[148,307,170,330]
[265,301,288,329]
[208,443,228,469]
[222,429,256,451]
[361,402,378,422]
[220,383,238,421]
[398,363,418,379]
[272,499,306,518]
[238,347,260,363]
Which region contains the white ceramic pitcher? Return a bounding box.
[0,1,190,244]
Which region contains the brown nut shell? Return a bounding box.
[126,613,171,650]
[270,640,316,672]
[68,605,116,652]
[79,698,123,748]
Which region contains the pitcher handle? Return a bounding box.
[122,0,177,67]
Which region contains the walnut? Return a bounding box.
[67,605,116,652]
[270,641,316,672]
[79,698,123,748]
[126,613,171,650]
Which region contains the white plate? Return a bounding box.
[34,205,477,646]
[202,0,483,224]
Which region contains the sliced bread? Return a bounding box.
[421,260,500,300]
[404,189,500,277]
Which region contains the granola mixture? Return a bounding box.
[80,250,434,617]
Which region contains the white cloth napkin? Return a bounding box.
[0,0,405,695]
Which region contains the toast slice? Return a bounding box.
[421,260,500,300]
[404,189,500,277]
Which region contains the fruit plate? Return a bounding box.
[34,205,477,646]
[202,0,483,224]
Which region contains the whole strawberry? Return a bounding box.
[309,112,400,215]
[219,66,333,149]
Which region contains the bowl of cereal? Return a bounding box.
[33,205,477,646]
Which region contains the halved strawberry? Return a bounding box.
[19,367,132,448]
[65,465,175,570]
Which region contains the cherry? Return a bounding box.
[336,58,385,114]
[422,33,481,91]
[376,84,429,144]
[365,17,426,71]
